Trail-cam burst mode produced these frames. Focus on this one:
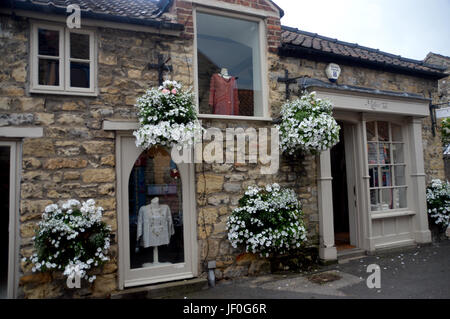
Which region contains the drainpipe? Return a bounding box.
[207,261,216,288]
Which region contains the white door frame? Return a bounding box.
[115,132,198,289]
[0,140,21,299]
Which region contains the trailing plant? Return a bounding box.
[24,199,111,283]
[227,184,308,257]
[133,80,201,150]
[426,179,450,231]
[277,91,340,155]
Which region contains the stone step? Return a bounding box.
[337,248,366,263]
[111,278,208,299]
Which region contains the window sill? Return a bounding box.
[198,114,273,122]
[29,88,98,97]
[370,210,415,220]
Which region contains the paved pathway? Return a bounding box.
[176,240,450,299]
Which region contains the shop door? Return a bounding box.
[331,123,359,251]
[117,135,197,288]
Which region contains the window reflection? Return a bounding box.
[128,147,184,269]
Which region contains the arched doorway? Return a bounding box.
[116,134,197,288]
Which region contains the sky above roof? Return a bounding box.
[275,0,450,61]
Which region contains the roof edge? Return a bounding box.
[281,25,448,73]
[3,0,184,31]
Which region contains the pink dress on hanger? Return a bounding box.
[208,73,240,115]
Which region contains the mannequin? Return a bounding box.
[208,67,240,115]
[219,68,231,80]
[136,197,175,266]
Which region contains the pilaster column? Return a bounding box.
[408,117,431,244]
[317,150,337,261]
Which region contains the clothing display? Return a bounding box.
[136,202,175,248]
[208,73,240,115]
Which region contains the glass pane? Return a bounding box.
[369,166,379,188]
[377,121,389,141]
[391,124,403,142]
[392,144,404,164]
[366,122,376,141]
[379,143,390,164]
[368,143,378,164]
[381,188,394,210]
[381,166,392,187]
[38,29,59,56]
[370,189,381,211]
[0,147,10,299]
[197,12,262,117]
[394,188,407,209]
[70,62,90,88]
[394,165,406,186]
[70,33,90,59]
[38,58,59,86]
[129,147,184,269]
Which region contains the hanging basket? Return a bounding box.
[133,80,201,150]
[276,91,341,155]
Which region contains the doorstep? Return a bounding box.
[337,248,366,263]
[111,278,208,299]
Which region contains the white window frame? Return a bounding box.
[193,6,271,121]
[30,22,98,96]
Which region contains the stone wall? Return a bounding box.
[0,13,193,298]
[0,0,445,298]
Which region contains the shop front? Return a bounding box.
[311,82,432,260]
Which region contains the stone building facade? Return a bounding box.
[0,0,447,298]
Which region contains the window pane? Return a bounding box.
[394,188,407,209]
[70,33,90,59]
[377,121,389,141]
[38,58,59,86]
[381,166,392,187]
[370,189,381,211]
[38,29,59,56]
[70,62,90,88]
[394,165,406,186]
[381,188,394,210]
[129,147,184,269]
[392,144,404,163]
[368,143,378,164]
[366,121,376,141]
[379,143,390,164]
[369,166,379,188]
[391,124,403,142]
[197,12,262,117]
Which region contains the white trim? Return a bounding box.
[29,21,98,96]
[193,6,270,119]
[198,114,273,122]
[0,9,182,36]
[0,127,44,138]
[190,0,280,18]
[103,121,139,131]
[315,90,430,117]
[370,210,416,220]
[0,141,21,299]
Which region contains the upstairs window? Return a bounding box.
[196,11,266,118]
[30,23,97,95]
